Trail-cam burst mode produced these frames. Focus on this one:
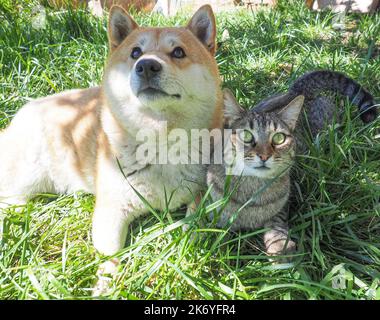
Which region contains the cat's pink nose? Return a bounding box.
[258,154,270,162]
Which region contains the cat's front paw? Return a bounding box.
[265,238,296,262]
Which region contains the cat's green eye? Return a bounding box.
[239,130,254,144]
[272,133,286,145]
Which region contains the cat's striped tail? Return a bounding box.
[289,70,377,123]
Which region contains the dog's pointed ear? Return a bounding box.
[187,5,216,55]
[108,6,138,51]
[223,89,244,126]
[278,95,304,130]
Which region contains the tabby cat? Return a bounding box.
[207,70,377,258]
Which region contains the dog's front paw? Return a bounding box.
[92,258,120,298]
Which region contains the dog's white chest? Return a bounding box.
[125,163,206,211]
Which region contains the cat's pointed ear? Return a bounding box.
[108,6,139,51]
[278,95,304,130]
[223,89,244,126]
[187,5,216,55]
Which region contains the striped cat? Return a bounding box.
[207,70,377,259]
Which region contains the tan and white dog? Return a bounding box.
[0,5,222,257]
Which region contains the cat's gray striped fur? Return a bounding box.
[255,70,377,134]
[207,70,377,258]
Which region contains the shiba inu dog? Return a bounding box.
[0,5,223,258]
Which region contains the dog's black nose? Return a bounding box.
[135,59,162,79]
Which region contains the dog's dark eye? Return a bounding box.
[131,47,142,59]
[171,47,186,59]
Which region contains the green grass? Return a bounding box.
[1,0,380,300]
